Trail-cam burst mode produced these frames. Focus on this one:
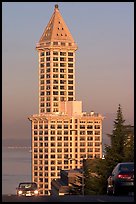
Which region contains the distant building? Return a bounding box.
[28,4,104,195]
[124,125,134,147]
[51,169,83,195]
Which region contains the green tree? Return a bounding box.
[84,158,108,195]
[83,104,134,195]
[105,104,126,164]
[105,104,134,163]
[108,104,125,155]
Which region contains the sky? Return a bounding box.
[2,2,134,146]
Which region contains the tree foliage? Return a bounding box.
[105,104,134,163]
[83,104,134,195]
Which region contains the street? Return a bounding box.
[2,194,134,202]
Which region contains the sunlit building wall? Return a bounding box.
[28,4,104,195]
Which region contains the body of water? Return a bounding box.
[2,146,31,195]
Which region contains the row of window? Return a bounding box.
[40,91,73,96]
[40,63,73,68]
[40,80,73,85]
[40,73,73,78]
[33,142,100,150]
[33,130,100,136]
[34,172,59,179]
[40,68,73,74]
[33,148,100,159]
[42,57,73,62]
[33,120,100,124]
[40,41,73,47]
[34,124,100,129]
[33,153,100,163]
[37,139,102,144]
[33,154,72,162]
[40,51,73,57]
[33,137,100,144]
[40,97,73,104]
[33,138,100,144]
[40,85,73,91]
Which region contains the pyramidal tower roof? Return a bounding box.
[36,4,77,50]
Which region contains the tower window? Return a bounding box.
[40,58,44,62]
[53,80,58,84]
[68,97,73,101]
[60,57,66,61]
[68,69,73,73]
[68,58,73,62]
[53,91,58,95]
[40,52,44,56]
[46,68,50,72]
[68,75,73,79]
[41,92,44,96]
[53,74,58,78]
[61,42,65,46]
[60,91,65,95]
[53,68,58,72]
[46,80,50,84]
[60,52,66,56]
[68,63,73,67]
[68,86,73,90]
[68,80,73,84]
[46,51,50,56]
[53,42,58,45]
[53,62,58,67]
[46,57,50,61]
[46,63,50,67]
[68,92,73,96]
[53,51,58,55]
[60,69,65,72]
[60,63,66,67]
[53,57,58,61]
[46,108,50,112]
[68,52,73,56]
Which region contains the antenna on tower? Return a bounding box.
[55,4,59,9]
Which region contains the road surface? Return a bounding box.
[2,194,134,202]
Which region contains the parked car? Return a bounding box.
[16,182,39,196]
[107,162,134,195]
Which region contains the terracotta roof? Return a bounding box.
[39,4,77,45]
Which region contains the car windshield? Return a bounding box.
[119,163,134,172]
[19,183,37,189]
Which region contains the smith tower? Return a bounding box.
[36,4,77,114]
[29,5,104,195]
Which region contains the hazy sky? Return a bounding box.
[2,2,134,145]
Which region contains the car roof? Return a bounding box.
[118,162,134,165]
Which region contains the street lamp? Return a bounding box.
[68,158,85,196]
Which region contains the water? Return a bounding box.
[2,146,31,195]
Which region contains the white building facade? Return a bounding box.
[28,4,104,195]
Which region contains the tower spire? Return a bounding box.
[54,4,59,9]
[36,4,77,50]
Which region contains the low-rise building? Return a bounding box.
[51,169,83,195]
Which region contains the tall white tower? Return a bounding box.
[28,4,104,195]
[36,4,77,114]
